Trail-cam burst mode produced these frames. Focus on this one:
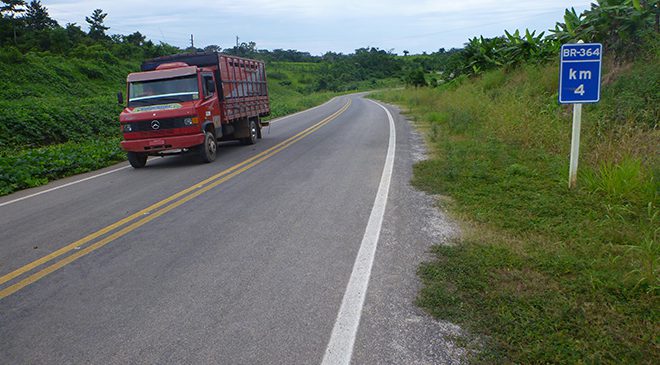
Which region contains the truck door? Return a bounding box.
[201,72,222,136]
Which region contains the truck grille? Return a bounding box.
[125,117,188,132]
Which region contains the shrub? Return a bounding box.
[0,138,125,195]
[0,46,25,64]
[583,157,656,206]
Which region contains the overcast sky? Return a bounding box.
[46,0,594,55]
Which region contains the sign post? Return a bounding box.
[559,41,602,188]
[569,103,582,188]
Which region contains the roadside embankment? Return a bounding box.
[372,55,659,363]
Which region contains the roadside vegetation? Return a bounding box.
[373,1,659,363]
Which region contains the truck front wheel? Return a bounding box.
[127,152,148,168]
[199,131,217,163]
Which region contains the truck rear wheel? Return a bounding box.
[199,131,217,163]
[241,120,258,145]
[127,152,148,168]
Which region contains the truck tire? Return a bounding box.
[127,152,148,168]
[241,119,258,145]
[199,131,217,163]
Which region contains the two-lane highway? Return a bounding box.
[0,93,464,364]
[1,94,389,364]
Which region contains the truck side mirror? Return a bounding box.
[117,91,124,105]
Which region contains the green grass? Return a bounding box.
[266,62,340,118]
[371,56,659,363]
[0,48,135,195]
[266,61,399,118]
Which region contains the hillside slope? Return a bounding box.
[372,51,659,363]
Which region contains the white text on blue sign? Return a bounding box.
[559,43,603,104]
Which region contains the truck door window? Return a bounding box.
[202,74,215,98]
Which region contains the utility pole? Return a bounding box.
[190,34,194,49]
[236,36,239,48]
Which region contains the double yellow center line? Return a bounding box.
[0,100,352,300]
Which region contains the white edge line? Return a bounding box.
[0,96,343,208]
[0,165,131,208]
[321,99,396,365]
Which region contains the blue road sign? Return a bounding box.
[559,43,603,104]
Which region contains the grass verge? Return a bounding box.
[371,57,659,363]
[0,138,125,195]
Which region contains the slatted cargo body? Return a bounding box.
[141,53,270,123]
[218,55,269,122]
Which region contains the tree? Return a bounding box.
[25,0,56,30]
[0,0,24,15]
[184,46,203,53]
[124,31,146,46]
[224,40,257,57]
[204,44,221,53]
[65,22,86,44]
[85,8,108,40]
[47,26,71,54]
[1,0,26,44]
[403,50,409,56]
[405,68,427,87]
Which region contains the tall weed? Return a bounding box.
[582,157,657,206]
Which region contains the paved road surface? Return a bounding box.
[0,94,463,364]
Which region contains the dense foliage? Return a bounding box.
[434,0,659,80]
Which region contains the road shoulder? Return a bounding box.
[352,101,467,364]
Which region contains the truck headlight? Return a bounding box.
[183,117,198,126]
[122,123,133,132]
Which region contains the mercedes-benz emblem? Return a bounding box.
[151,120,160,130]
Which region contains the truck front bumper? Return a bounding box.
[121,133,205,153]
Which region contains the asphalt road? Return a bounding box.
[0,94,464,364]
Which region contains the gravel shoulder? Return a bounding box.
[352,101,466,364]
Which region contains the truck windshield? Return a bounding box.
[128,75,199,107]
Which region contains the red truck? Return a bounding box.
[118,52,270,168]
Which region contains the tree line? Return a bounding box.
[2,0,655,91]
[0,1,179,61]
[440,0,658,81]
[0,1,410,91]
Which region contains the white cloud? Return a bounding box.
[45,0,593,54]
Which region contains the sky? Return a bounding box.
[45,0,594,55]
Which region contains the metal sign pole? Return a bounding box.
[568,103,582,188]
